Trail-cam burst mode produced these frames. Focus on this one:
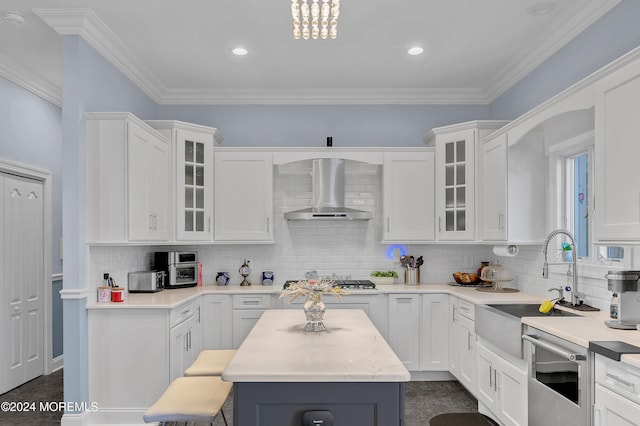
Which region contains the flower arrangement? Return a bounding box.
[280,279,349,331]
[279,279,349,303]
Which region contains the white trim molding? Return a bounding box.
[60,288,89,300]
[0,52,62,107]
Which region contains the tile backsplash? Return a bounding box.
[88,159,637,310]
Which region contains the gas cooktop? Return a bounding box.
[283,279,376,290]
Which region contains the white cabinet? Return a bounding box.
[476,341,527,426]
[420,293,449,371]
[425,121,507,241]
[169,299,202,381]
[479,130,546,243]
[594,354,640,425]
[387,294,421,370]
[387,293,449,372]
[147,120,223,242]
[201,294,233,349]
[214,151,274,242]
[87,113,170,242]
[449,296,476,394]
[231,294,271,348]
[594,55,640,241]
[382,151,435,242]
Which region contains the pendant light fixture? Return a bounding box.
[291,0,340,40]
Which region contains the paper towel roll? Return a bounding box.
[492,245,519,257]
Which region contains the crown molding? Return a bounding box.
[158,87,490,105]
[484,0,621,102]
[0,52,62,106]
[33,8,166,103]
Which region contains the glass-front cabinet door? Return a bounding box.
[435,128,475,240]
[177,129,214,241]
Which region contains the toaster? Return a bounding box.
[128,271,165,293]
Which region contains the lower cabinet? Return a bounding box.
[476,341,527,426]
[593,354,640,425]
[387,293,449,372]
[449,296,476,394]
[231,294,271,348]
[169,299,202,381]
[201,294,233,349]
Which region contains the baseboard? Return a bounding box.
[50,354,63,373]
[409,371,455,381]
[63,408,147,426]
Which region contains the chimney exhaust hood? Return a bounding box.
[284,158,374,220]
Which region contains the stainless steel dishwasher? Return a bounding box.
[523,325,592,426]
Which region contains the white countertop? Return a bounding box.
[221,309,411,383]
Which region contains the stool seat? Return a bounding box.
[430,413,498,426]
[143,376,232,424]
[184,349,237,376]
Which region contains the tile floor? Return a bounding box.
[0,372,478,425]
[0,369,64,425]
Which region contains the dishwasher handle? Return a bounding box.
[522,334,586,361]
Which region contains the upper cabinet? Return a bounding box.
[479,130,547,243]
[425,121,508,241]
[594,55,640,241]
[87,113,170,243]
[214,150,274,243]
[382,150,435,242]
[147,121,223,242]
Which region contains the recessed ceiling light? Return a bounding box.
[526,2,557,16]
[232,47,248,56]
[407,47,424,56]
[3,11,25,25]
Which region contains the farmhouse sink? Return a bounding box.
[475,304,579,359]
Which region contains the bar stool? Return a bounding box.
[184,349,237,377]
[143,376,232,426]
[430,413,498,426]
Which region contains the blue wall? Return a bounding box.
[0,76,63,275]
[157,104,490,147]
[490,0,640,119]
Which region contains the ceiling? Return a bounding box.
[0,0,620,106]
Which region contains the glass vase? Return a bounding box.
[303,294,326,332]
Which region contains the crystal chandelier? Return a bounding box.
[291,0,340,40]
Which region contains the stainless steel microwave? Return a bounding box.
[154,251,198,289]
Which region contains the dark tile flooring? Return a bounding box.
[0,372,478,425]
[0,369,64,425]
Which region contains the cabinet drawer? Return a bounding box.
[458,299,475,321]
[596,355,640,404]
[233,294,272,310]
[170,300,197,329]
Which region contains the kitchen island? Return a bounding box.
[222,309,410,426]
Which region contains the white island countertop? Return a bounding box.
[222,309,411,383]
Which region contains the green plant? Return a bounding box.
[370,270,398,278]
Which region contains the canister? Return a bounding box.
[111,287,125,302]
[97,286,111,303]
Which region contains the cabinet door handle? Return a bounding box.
[208,216,211,232]
[606,373,635,391]
[493,368,498,391]
[387,217,390,233]
[498,212,503,230]
[149,214,154,230]
[267,217,270,233]
[243,300,260,306]
[467,331,472,351]
[438,216,442,232]
[396,298,413,303]
[452,306,457,322]
[489,366,493,389]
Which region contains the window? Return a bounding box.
[559,144,625,267]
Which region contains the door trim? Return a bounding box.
[0,158,54,374]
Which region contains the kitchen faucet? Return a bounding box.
[542,229,581,306]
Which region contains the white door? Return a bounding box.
[480,134,508,241]
[2,174,44,392]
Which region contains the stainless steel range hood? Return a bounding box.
[284,158,374,220]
